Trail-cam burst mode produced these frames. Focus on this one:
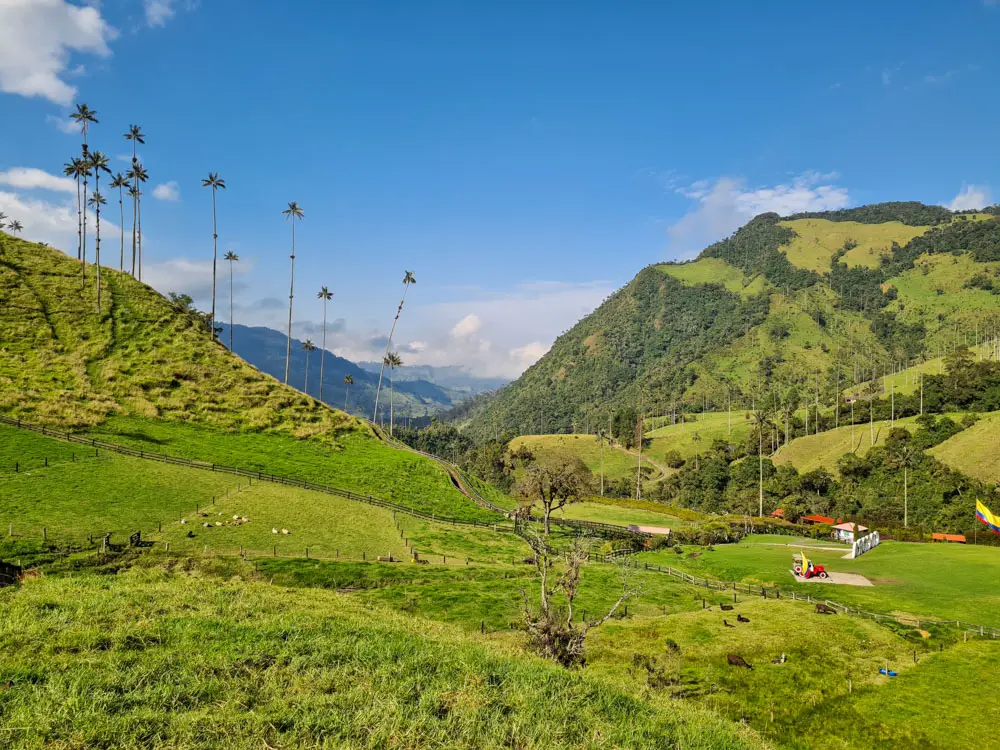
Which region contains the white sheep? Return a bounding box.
[180,519,187,525]
[215,522,223,527]
[202,522,210,528]
[281,529,290,535]
[272,528,278,534]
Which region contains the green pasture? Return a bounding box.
[87,415,499,523]
[656,258,770,299]
[0,567,763,750]
[929,410,1000,485]
[779,218,931,271]
[639,536,1000,625]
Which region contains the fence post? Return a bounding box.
[273,545,277,557]
[42,527,46,541]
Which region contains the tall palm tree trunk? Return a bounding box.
[229,262,235,352]
[137,193,143,282]
[81,170,88,288]
[304,351,310,394]
[118,185,124,270]
[320,302,328,402]
[373,284,411,421]
[210,188,218,339]
[390,366,395,436]
[94,176,102,312]
[75,174,82,260]
[284,220,296,384]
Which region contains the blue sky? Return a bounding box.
[1,0,998,376]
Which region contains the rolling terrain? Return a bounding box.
[461,204,1000,440]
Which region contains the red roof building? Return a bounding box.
[801,515,838,525]
[932,533,967,544]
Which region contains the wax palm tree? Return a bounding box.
[87,151,111,305]
[2,219,21,255]
[373,270,416,421]
[317,286,334,401]
[71,104,98,269]
[302,340,316,394]
[201,173,226,339]
[109,173,128,270]
[888,443,921,528]
[385,351,403,435]
[64,158,87,260]
[124,125,145,274]
[87,191,107,309]
[343,374,354,411]
[749,407,775,516]
[224,250,239,351]
[281,202,304,384]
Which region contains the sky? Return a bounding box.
[1,0,998,378]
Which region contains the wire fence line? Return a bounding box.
[0,415,514,532]
[595,556,1000,639]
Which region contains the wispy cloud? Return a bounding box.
[143,0,176,27]
[152,181,181,202]
[946,184,993,211]
[665,171,850,258]
[0,0,116,105]
[0,167,76,194]
[45,114,82,135]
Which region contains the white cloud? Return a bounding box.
[451,313,482,339]
[666,171,851,258]
[0,0,116,105]
[0,190,117,256]
[0,167,76,194]
[45,114,82,135]
[509,342,548,369]
[152,182,180,202]
[946,184,993,211]
[144,0,176,27]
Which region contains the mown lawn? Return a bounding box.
[640,536,1000,625]
[0,567,766,750]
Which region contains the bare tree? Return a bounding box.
[516,456,593,535]
[521,533,642,667]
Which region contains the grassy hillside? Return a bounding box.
[0,236,494,522]
[773,416,921,474]
[778,218,931,271]
[508,434,638,482]
[0,567,763,749]
[929,411,1000,484]
[0,235,356,436]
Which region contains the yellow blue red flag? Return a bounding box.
[976,500,1000,535]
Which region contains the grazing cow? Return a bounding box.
[720,604,734,611]
[737,613,750,623]
[815,603,837,615]
[727,654,753,669]
[723,619,736,628]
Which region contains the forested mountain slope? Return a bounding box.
[461,203,1000,440]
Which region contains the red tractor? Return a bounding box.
[793,551,829,579]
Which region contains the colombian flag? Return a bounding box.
[976,500,1000,535]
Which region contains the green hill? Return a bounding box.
[462,204,1000,440]
[0,234,492,523]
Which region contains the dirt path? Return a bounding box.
[789,569,873,587]
[609,440,674,486]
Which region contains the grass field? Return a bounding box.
[508,433,638,482]
[656,258,770,299]
[0,441,238,543]
[841,356,950,400]
[0,566,764,749]
[772,416,921,474]
[779,218,931,271]
[647,411,753,460]
[553,499,698,528]
[929,411,1000,484]
[87,415,499,523]
[585,597,923,746]
[886,253,1000,332]
[639,536,1000,625]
